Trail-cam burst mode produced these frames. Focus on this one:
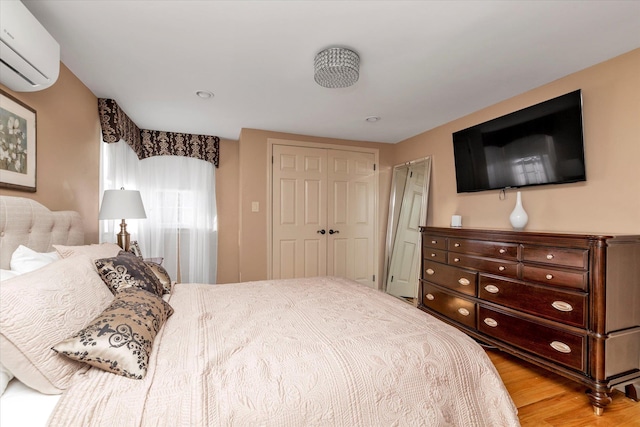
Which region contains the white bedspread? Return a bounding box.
[48,277,519,426]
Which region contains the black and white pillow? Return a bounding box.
[94,251,164,297]
[52,287,173,379]
[128,241,143,259]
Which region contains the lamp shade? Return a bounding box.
[98,189,147,220]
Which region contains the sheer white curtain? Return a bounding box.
[100,140,217,284]
[100,139,141,243]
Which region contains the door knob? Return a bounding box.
[317,229,326,235]
[329,229,340,234]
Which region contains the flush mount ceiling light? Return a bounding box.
[314,47,360,88]
[195,90,214,99]
[365,116,380,123]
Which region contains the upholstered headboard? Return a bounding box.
[0,196,84,270]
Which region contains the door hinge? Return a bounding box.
[373,274,376,282]
[373,164,376,171]
[391,275,394,282]
[410,171,413,178]
[272,156,274,164]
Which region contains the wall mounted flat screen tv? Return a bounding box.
[453,90,586,193]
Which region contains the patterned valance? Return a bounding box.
[98,98,144,156]
[98,98,219,167]
[140,130,219,166]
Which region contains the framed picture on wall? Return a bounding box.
[0,90,37,192]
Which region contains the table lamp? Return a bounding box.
[98,188,147,251]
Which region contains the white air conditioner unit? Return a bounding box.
[0,0,60,92]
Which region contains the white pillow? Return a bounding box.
[2,246,59,396]
[0,245,60,395]
[9,245,59,274]
[0,271,17,395]
[53,243,121,260]
[0,270,20,281]
[0,255,114,394]
[0,364,13,395]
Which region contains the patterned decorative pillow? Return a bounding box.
[128,241,143,259]
[145,261,172,295]
[52,287,174,379]
[95,251,164,296]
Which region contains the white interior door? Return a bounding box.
[386,166,424,297]
[272,145,327,279]
[327,149,376,287]
[272,145,376,287]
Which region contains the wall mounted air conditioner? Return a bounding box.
[0,0,60,92]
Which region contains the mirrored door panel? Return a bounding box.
[384,157,431,303]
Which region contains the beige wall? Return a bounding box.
[215,138,240,284]
[236,128,395,284]
[0,64,101,243]
[394,48,640,235]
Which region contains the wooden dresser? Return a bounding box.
[418,226,640,415]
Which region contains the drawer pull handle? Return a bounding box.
[431,253,437,257]
[454,243,461,247]
[550,341,571,354]
[498,266,506,271]
[431,240,437,244]
[552,301,573,312]
[457,307,470,316]
[546,274,554,280]
[484,284,500,294]
[426,293,435,301]
[499,248,507,254]
[426,268,435,275]
[458,278,470,286]
[483,318,498,327]
[453,258,460,262]
[547,254,554,260]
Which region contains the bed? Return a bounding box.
[0,195,520,426]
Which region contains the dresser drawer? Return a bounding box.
[423,235,446,250]
[523,265,588,291]
[423,248,447,263]
[423,260,477,296]
[478,275,587,327]
[478,306,586,372]
[449,254,519,279]
[522,245,588,269]
[423,283,476,329]
[449,238,518,261]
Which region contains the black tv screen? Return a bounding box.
[453,90,586,193]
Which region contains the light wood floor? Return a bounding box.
[486,348,640,426]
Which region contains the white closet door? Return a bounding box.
[272,145,377,287]
[327,149,376,287]
[272,145,327,279]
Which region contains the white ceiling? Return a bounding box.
[23,0,640,144]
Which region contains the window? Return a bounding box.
[100,140,217,283]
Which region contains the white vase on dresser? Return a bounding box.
[509,191,528,230]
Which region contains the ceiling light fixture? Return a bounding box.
[314,47,360,88]
[365,116,381,123]
[195,90,214,99]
